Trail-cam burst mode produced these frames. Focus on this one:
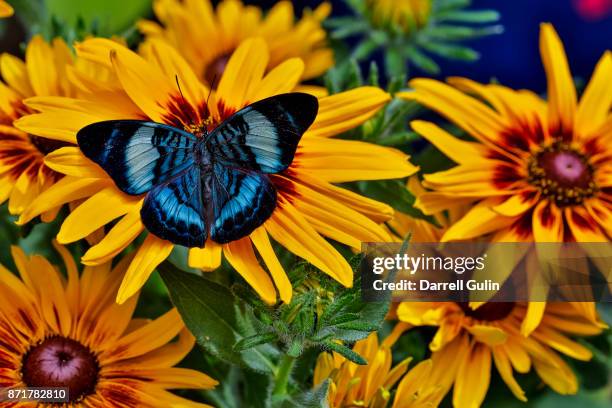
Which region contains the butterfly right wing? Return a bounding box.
[77,120,198,195]
[141,166,208,248]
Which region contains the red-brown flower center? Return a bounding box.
[458,302,515,321]
[204,51,232,87]
[22,336,99,402]
[528,142,597,206]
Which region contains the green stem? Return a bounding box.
[272,354,296,397]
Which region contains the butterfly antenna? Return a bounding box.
[206,75,217,108]
[175,74,198,127]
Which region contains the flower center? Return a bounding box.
[527,142,597,206]
[458,302,515,321]
[29,135,71,155]
[204,52,232,87]
[22,336,99,402]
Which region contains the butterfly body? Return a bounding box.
[77,93,318,248]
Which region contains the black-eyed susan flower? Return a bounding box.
[313,328,444,408]
[0,35,80,216]
[16,37,417,305]
[0,244,217,406]
[0,0,12,17]
[400,24,612,245]
[397,301,604,407]
[138,0,333,86]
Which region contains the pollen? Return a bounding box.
[527,141,598,207]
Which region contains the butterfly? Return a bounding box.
[77,92,318,248]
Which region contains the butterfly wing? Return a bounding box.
[208,162,276,243]
[206,92,318,173]
[77,120,198,195]
[141,166,207,248]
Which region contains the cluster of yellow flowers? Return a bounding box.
[0,0,610,407]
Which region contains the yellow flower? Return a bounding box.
[366,0,431,33]
[0,0,12,17]
[0,35,81,216]
[398,24,612,244]
[138,0,334,85]
[0,244,217,407]
[313,328,443,408]
[16,37,417,305]
[397,301,605,408]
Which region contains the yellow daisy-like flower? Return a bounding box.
[398,23,612,244]
[0,244,217,407]
[138,0,334,85]
[397,301,604,408]
[313,328,443,408]
[366,0,431,33]
[0,0,12,17]
[16,37,417,305]
[0,35,81,216]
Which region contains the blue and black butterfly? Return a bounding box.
[77,93,318,248]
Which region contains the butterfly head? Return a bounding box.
[184,117,212,138]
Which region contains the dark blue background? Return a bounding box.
[251,0,612,93]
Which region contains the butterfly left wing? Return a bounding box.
[208,162,276,243]
[141,166,208,248]
[77,120,198,195]
[206,92,318,173]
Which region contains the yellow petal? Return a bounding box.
[0,1,14,17]
[453,344,491,408]
[250,227,292,303]
[18,177,109,225]
[188,241,222,271]
[266,200,353,287]
[82,209,145,265]
[307,87,390,138]
[532,200,563,242]
[295,172,394,223]
[101,308,183,362]
[399,79,508,145]
[465,324,508,346]
[116,234,174,304]
[442,201,516,241]
[251,58,304,102]
[26,35,60,96]
[576,51,612,137]
[217,38,268,111]
[411,120,489,164]
[521,301,546,336]
[492,347,527,401]
[1,52,34,97]
[131,367,218,389]
[57,186,141,243]
[223,237,277,305]
[296,137,417,182]
[44,146,108,178]
[540,23,576,136]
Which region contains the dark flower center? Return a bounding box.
[22,336,99,403]
[29,135,71,155]
[527,141,597,206]
[204,52,232,87]
[458,302,515,321]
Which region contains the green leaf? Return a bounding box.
[322,341,367,365]
[234,332,278,352]
[425,25,504,41]
[405,47,440,74]
[45,0,152,35]
[419,41,480,61]
[438,10,501,24]
[158,262,276,373]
